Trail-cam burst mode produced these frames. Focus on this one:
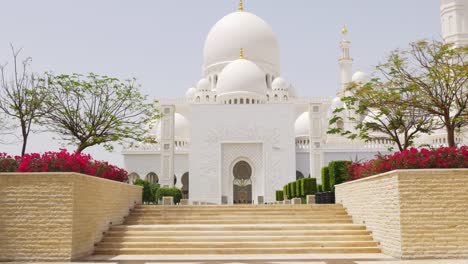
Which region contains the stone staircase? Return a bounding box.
[93,204,380,255]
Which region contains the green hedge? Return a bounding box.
[275,190,284,201]
[317,184,322,193]
[156,187,182,204]
[329,160,349,190]
[283,184,289,200]
[321,166,331,192]
[300,178,317,196]
[290,182,297,198]
[296,178,303,197]
[134,179,159,204]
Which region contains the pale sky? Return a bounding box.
[0,0,441,166]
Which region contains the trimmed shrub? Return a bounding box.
[134,179,159,204]
[321,166,331,192]
[347,146,468,181]
[15,149,128,182]
[329,160,350,189]
[283,184,289,200]
[317,184,322,193]
[301,178,317,196]
[275,190,284,201]
[290,181,297,198]
[296,178,304,198]
[0,153,20,172]
[156,187,182,204]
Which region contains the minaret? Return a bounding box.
[339,24,353,93]
[440,0,468,47]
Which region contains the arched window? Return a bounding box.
[246,98,250,104]
[283,95,288,101]
[296,171,305,180]
[229,99,232,104]
[174,175,177,185]
[234,99,238,104]
[337,120,344,129]
[181,172,189,199]
[196,96,200,102]
[146,172,159,184]
[240,98,244,104]
[274,94,279,101]
[206,95,210,101]
[128,173,140,184]
[266,94,270,101]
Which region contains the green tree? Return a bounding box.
[0,45,50,156]
[377,40,467,147]
[43,73,158,153]
[328,77,436,151]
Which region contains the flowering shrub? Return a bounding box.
[0,153,20,172]
[0,149,127,182]
[347,146,468,181]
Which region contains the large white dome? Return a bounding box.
[216,58,267,97]
[203,11,280,74]
[149,113,190,140]
[295,112,310,137]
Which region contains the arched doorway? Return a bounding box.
[146,172,159,184]
[296,171,305,180]
[128,173,140,184]
[233,160,252,204]
[181,172,189,199]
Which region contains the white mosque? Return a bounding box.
[123,0,468,204]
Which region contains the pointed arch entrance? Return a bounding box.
[233,160,252,204]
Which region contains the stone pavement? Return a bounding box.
[6,255,468,264]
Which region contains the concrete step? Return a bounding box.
[96,241,379,249]
[134,204,343,209]
[93,247,382,255]
[104,229,373,237]
[124,218,353,224]
[109,224,368,232]
[101,235,374,242]
[125,213,350,218]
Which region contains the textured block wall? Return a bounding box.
[335,171,402,257]
[336,169,468,259]
[0,173,142,261]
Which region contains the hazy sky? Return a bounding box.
[0,0,441,166]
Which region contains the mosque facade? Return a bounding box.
[123,0,468,204]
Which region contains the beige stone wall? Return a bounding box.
[0,173,142,261]
[335,171,402,257]
[336,169,468,259]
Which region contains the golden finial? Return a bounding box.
[239,0,244,11]
[341,23,348,36]
[239,48,244,59]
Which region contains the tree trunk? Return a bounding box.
[21,135,28,157]
[446,125,456,147]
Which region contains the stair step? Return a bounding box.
[102,235,374,242]
[109,224,367,231]
[125,219,353,225]
[104,230,372,237]
[96,241,379,249]
[93,247,382,255]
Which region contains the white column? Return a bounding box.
[160,105,175,187]
[440,0,468,47]
[309,103,323,183]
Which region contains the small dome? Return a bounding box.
[295,112,310,137]
[352,71,370,84]
[216,58,267,97]
[148,113,190,140]
[203,11,280,74]
[185,87,196,98]
[197,78,210,91]
[272,77,288,91]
